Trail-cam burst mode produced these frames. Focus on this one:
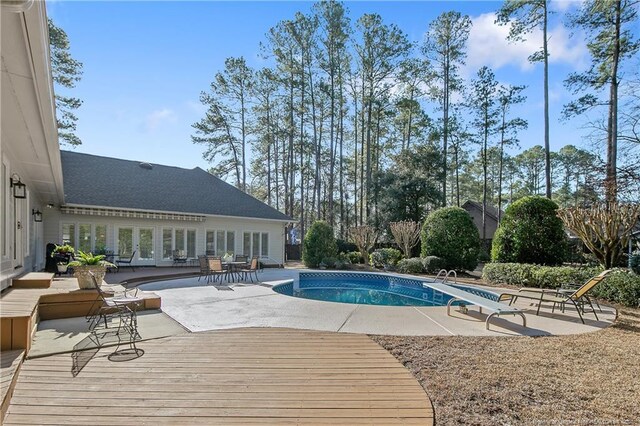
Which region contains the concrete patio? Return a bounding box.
[129,268,617,337]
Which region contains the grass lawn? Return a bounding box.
[372,307,640,425]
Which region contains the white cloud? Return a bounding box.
[552,0,583,12]
[465,12,588,73]
[144,108,176,132]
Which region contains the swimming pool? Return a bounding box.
[273,272,498,307]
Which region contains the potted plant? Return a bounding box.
[68,251,116,289]
[51,244,75,274]
[222,252,234,263]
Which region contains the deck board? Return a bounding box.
[3,328,433,425]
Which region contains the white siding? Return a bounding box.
[43,209,287,266]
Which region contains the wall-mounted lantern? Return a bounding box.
[32,209,43,222]
[10,174,26,199]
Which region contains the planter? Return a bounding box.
[73,265,106,289]
[57,263,69,274]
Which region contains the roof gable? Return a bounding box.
[60,151,291,222]
[462,200,503,222]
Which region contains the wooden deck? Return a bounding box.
[1,277,161,352]
[3,328,434,425]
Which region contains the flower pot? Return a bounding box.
[57,263,68,274]
[73,265,106,289]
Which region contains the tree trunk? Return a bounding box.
[606,0,621,204]
[543,0,552,199]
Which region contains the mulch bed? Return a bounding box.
[371,307,640,425]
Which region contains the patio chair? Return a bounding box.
[86,272,141,331]
[87,272,143,356]
[207,256,225,283]
[239,256,260,283]
[498,269,612,324]
[115,251,136,272]
[173,250,187,266]
[235,254,248,263]
[197,255,209,281]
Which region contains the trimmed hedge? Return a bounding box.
[421,207,480,271]
[491,196,567,265]
[422,256,446,274]
[302,221,337,268]
[483,262,640,307]
[397,257,424,274]
[370,248,403,268]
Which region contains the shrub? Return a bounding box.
[302,221,337,268]
[421,207,480,271]
[336,239,358,254]
[397,257,424,274]
[591,269,640,308]
[482,263,640,308]
[482,263,598,289]
[369,248,403,268]
[491,196,567,266]
[346,251,363,264]
[422,256,446,274]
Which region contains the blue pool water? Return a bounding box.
[273,272,498,307]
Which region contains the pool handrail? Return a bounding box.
[434,269,448,282]
[443,270,457,284]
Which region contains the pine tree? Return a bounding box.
[48,18,83,146]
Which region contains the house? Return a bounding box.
[1,0,62,291]
[461,200,504,242]
[1,1,290,291]
[43,151,292,267]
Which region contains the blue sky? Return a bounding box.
[48,0,609,171]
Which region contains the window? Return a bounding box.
[175,229,185,252]
[216,230,225,254]
[163,228,196,259]
[261,233,269,257]
[243,232,251,257]
[206,231,215,254]
[226,231,235,254]
[163,229,172,259]
[62,224,76,248]
[207,230,235,255]
[139,228,154,260]
[118,227,133,257]
[95,225,107,252]
[78,224,92,253]
[243,232,269,258]
[186,229,196,258]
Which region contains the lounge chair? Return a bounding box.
[498,270,612,324]
[422,281,526,330]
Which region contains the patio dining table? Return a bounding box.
[222,261,248,283]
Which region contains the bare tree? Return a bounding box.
[390,221,421,258]
[349,225,378,263]
[557,202,640,268]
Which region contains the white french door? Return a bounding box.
[116,226,155,265]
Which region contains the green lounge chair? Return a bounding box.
[498,270,612,324]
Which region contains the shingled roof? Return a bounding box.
[60,151,291,222]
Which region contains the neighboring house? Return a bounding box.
[1,1,62,291]
[43,152,292,267]
[461,200,504,242]
[1,1,291,291]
